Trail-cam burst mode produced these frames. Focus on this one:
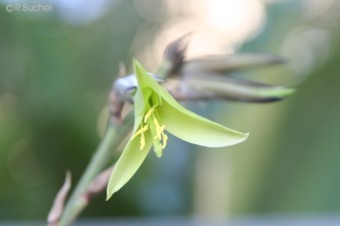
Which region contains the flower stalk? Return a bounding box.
[57,117,133,226]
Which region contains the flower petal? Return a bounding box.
[133,86,150,120]
[158,87,248,147]
[106,132,153,199]
[133,60,162,96]
[133,60,164,114]
[134,59,248,147]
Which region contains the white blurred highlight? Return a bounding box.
[281,27,330,81]
[132,0,266,71]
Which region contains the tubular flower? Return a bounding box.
[106,60,248,199]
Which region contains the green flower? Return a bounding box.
[106,60,248,199]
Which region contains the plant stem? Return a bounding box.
[58,116,133,226]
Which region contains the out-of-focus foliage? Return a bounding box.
[0,0,144,219]
[0,0,340,221]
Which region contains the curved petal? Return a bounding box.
[133,60,162,94]
[106,132,152,199]
[133,60,163,113]
[158,87,248,147]
[133,87,150,120]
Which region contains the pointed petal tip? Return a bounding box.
[255,86,295,101]
[273,87,296,98]
[202,130,249,148]
[106,183,115,201]
[106,183,121,201]
[224,131,249,147]
[106,190,114,201]
[106,195,111,201]
[244,132,250,138]
[285,87,296,94]
[133,59,146,73]
[253,87,296,103]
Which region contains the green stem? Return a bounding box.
[58,116,133,226]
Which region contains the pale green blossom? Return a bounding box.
[106,60,248,199]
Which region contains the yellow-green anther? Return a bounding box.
[140,131,146,150]
[131,124,149,150]
[161,133,168,149]
[144,107,155,123]
[153,118,165,140]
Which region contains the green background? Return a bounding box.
[0,0,340,220]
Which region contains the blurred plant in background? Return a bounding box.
[0,0,340,221]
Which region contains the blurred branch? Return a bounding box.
[165,75,294,103]
[47,172,71,226]
[110,38,293,119]
[57,117,133,226]
[181,53,287,76]
[53,167,113,226]
[86,167,114,199]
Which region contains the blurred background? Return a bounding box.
[1,0,340,222]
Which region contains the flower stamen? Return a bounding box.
[140,132,146,150]
[132,107,168,153]
[152,117,168,154]
[153,118,165,140]
[161,133,168,149]
[144,107,155,123]
[131,124,149,150]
